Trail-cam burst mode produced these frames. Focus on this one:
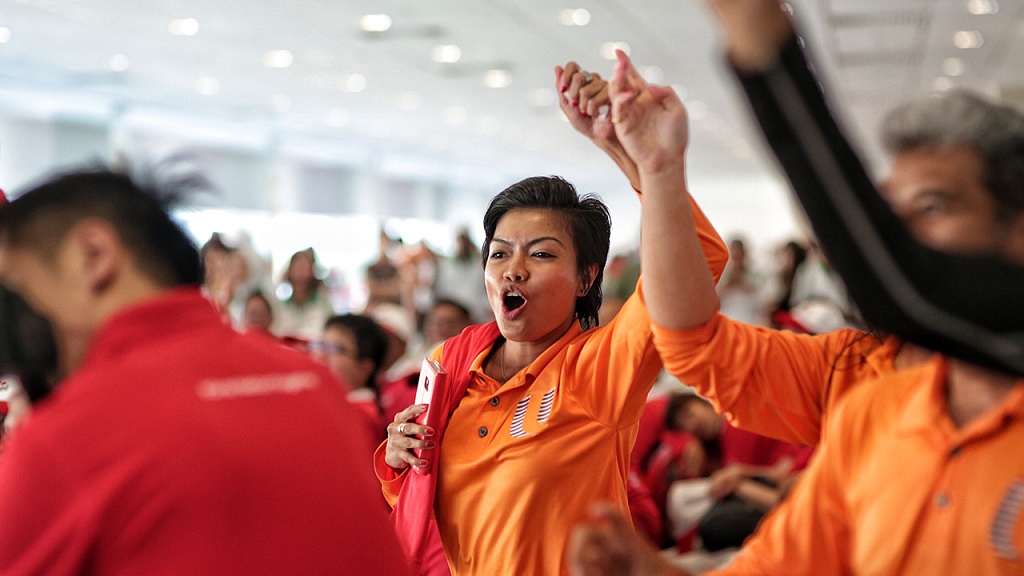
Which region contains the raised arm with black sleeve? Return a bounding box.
[731,36,1024,376]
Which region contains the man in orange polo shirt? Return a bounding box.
[569,1,1024,574]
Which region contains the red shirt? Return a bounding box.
[0,288,409,575]
[719,420,814,471]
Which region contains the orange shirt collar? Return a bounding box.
[896,355,1024,441]
[467,321,585,389]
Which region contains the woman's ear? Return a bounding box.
[578,264,600,296]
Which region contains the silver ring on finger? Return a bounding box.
[581,70,593,86]
[397,422,407,436]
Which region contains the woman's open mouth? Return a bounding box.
[502,289,527,318]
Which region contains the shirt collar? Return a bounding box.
[82,287,220,366]
[896,355,1024,442]
[469,320,585,388]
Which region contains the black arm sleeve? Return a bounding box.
[732,37,1024,375]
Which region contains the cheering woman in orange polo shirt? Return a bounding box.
[373,68,728,575]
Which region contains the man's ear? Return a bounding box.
[68,219,123,293]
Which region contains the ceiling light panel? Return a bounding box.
[559,9,591,26]
[263,50,294,68]
[168,18,199,36]
[359,14,392,33]
[431,44,462,63]
[483,69,512,88]
[966,0,999,15]
[954,30,984,48]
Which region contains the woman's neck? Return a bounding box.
[490,316,576,384]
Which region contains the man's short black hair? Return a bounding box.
[0,164,203,287]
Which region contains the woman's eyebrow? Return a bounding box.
[491,236,565,247]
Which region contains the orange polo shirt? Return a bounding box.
[430,288,660,575]
[715,355,1024,574]
[652,313,904,445]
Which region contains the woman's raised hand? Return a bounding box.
[608,50,688,177]
[556,61,641,190]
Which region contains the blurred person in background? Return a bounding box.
[433,226,492,324]
[716,236,768,326]
[241,290,274,335]
[273,247,336,341]
[379,298,474,425]
[312,313,391,445]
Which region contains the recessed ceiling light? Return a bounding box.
[967,0,998,15]
[340,73,367,93]
[263,50,294,68]
[195,76,220,96]
[360,14,392,33]
[168,18,199,36]
[484,69,513,88]
[432,44,462,63]
[942,57,966,76]
[953,30,984,49]
[0,27,11,43]
[110,54,130,72]
[933,77,954,92]
[600,41,631,60]
[559,9,591,26]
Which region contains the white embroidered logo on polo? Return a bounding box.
[509,389,556,437]
[196,372,319,400]
[537,389,555,423]
[510,395,531,438]
[990,480,1024,560]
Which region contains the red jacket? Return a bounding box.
[0,288,410,575]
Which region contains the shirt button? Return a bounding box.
[936,493,950,508]
[478,427,489,437]
[490,397,500,406]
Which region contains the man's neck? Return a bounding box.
[946,358,1020,428]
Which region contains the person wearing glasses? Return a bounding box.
[311,313,391,445]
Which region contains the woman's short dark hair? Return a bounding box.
[323,314,389,389]
[481,176,611,330]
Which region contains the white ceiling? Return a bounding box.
[0,0,1021,206]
